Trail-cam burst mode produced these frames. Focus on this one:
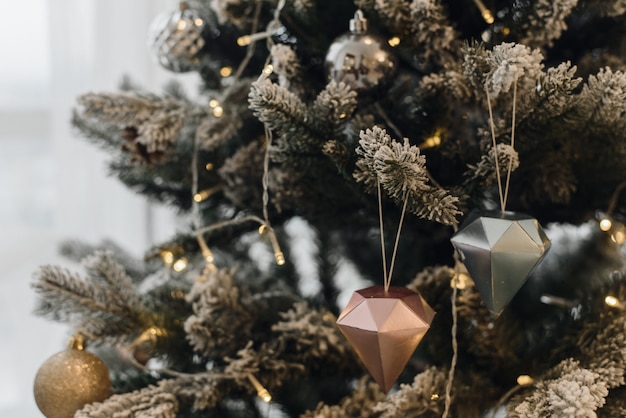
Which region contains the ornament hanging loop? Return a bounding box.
[68,333,86,350]
[350,10,367,33]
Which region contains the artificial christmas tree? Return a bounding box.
[31,0,626,417]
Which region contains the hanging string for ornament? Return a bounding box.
[485,81,518,214]
[451,79,551,315]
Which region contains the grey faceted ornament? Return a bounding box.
[148,2,206,72]
[325,10,397,93]
[450,210,551,315]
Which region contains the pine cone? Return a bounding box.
[121,127,167,165]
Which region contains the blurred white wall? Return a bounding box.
[0,1,199,415]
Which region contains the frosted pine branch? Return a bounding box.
[372,0,412,26]
[195,111,243,151]
[462,42,491,92]
[77,92,188,154]
[71,110,123,150]
[184,267,252,356]
[272,302,348,361]
[270,44,302,89]
[311,82,357,130]
[588,0,626,16]
[59,239,147,282]
[409,0,460,61]
[412,188,463,226]
[579,290,626,388]
[301,376,385,418]
[82,251,145,314]
[354,126,393,190]
[508,359,609,418]
[249,77,357,160]
[519,0,578,49]
[373,137,430,200]
[467,143,519,188]
[355,126,461,225]
[32,251,147,340]
[420,70,472,101]
[575,67,626,132]
[210,0,256,28]
[372,367,447,417]
[249,78,308,134]
[529,62,581,121]
[371,0,460,66]
[76,385,179,418]
[486,43,544,98]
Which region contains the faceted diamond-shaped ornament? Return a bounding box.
[450,210,551,315]
[336,285,435,393]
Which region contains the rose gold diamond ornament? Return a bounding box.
[336,285,435,393]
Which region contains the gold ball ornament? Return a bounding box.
[33,348,112,418]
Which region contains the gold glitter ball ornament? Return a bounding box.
[33,348,112,418]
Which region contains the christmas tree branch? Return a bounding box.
[518,0,578,49]
[355,126,461,225]
[32,251,148,341]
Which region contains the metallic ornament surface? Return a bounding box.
[336,285,435,393]
[148,2,206,72]
[450,210,551,315]
[33,349,111,418]
[325,11,397,93]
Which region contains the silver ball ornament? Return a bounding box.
[325,10,398,93]
[148,1,206,72]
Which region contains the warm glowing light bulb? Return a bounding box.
[263,64,274,75]
[420,128,444,149]
[430,393,440,400]
[605,295,620,307]
[194,18,203,27]
[213,106,224,117]
[202,248,214,263]
[423,135,441,148]
[247,374,272,402]
[161,250,174,265]
[237,35,251,46]
[517,375,533,385]
[176,20,187,31]
[275,251,286,266]
[339,113,347,119]
[258,388,272,403]
[172,258,188,272]
[612,229,626,244]
[482,10,495,24]
[220,66,232,77]
[205,162,214,171]
[388,36,401,47]
[209,99,219,108]
[451,272,471,289]
[193,193,204,203]
[600,218,613,231]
